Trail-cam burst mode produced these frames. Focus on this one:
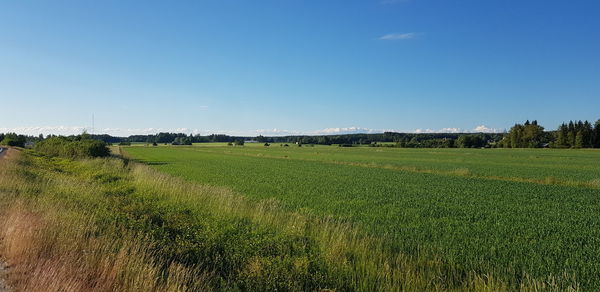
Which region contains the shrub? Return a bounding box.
[35,136,110,158]
[0,133,26,147]
[1,138,24,147]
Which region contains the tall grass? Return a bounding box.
[0,149,578,291]
[0,149,209,291]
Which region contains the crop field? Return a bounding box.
[125,144,600,289]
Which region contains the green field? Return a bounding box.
[125,144,600,289]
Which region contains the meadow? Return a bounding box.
[124,144,600,289]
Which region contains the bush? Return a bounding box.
[119,142,132,146]
[1,138,24,147]
[35,136,110,158]
[0,133,26,147]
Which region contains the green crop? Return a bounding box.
[125,145,600,289]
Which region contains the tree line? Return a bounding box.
[88,132,505,148]
[498,120,600,148]
[554,120,600,148]
[1,119,599,149]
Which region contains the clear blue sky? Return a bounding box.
[1,0,599,136]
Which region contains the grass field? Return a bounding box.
[125,144,600,289]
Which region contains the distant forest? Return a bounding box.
[2,119,599,149]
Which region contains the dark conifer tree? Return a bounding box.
[594,120,600,148]
[555,123,568,147]
[575,131,584,148]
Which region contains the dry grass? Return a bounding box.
[0,150,208,292]
[451,167,471,176]
[588,178,600,188]
[0,203,210,292]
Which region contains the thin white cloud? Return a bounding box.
[255,128,300,136]
[313,127,383,135]
[379,32,419,40]
[472,125,502,133]
[0,126,205,136]
[414,126,503,134]
[0,126,88,136]
[255,127,395,136]
[256,126,502,136]
[414,128,461,134]
[1,125,504,136]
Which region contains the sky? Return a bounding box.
[1,0,599,136]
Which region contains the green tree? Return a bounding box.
[575,131,584,148]
[456,135,486,148]
[555,123,568,148]
[582,121,594,147]
[504,121,545,148]
[0,133,26,147]
[567,131,576,148]
[523,121,544,147]
[317,136,331,145]
[567,121,576,146]
[594,120,600,148]
[80,131,91,140]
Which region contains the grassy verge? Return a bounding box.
[0,149,577,290]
